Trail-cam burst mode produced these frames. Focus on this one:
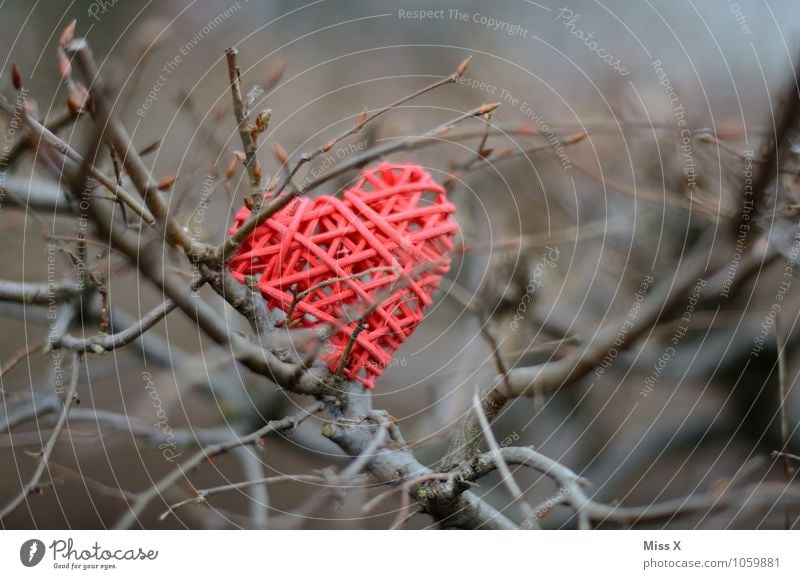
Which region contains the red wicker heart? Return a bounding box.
[227,162,458,388]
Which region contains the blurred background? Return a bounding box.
[1,0,800,529]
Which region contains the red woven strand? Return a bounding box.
[227,162,458,388]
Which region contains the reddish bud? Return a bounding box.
[515,122,539,136]
[255,109,271,134]
[476,102,500,116]
[157,174,178,190]
[455,56,471,78]
[11,64,22,90]
[11,64,22,91]
[272,142,288,164]
[264,61,285,90]
[225,157,237,179]
[59,20,77,48]
[566,131,589,144]
[58,55,72,80]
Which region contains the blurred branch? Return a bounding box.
[160,473,334,521]
[0,351,80,521]
[0,108,81,172]
[441,233,719,470]
[444,447,800,527]
[66,39,205,256]
[272,55,473,197]
[0,279,76,305]
[57,299,177,353]
[0,177,74,214]
[472,392,537,526]
[0,95,155,224]
[115,401,324,529]
[322,381,517,530]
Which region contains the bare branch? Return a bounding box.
[0,279,77,305]
[65,38,206,257]
[217,101,499,262]
[225,47,262,193]
[472,392,538,526]
[57,299,176,353]
[0,95,155,224]
[115,401,324,529]
[0,351,80,521]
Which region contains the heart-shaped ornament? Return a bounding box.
[227,162,458,388]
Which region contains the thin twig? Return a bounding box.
[115,402,324,529]
[775,318,795,529]
[0,351,81,520]
[472,392,539,527]
[159,473,329,520]
[225,47,262,193]
[232,446,269,528]
[66,38,205,257]
[0,95,155,224]
[0,338,46,379]
[0,279,77,306]
[58,299,177,353]
[448,447,800,527]
[279,55,473,188]
[217,99,498,262]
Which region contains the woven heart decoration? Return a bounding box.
[227,162,458,388]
